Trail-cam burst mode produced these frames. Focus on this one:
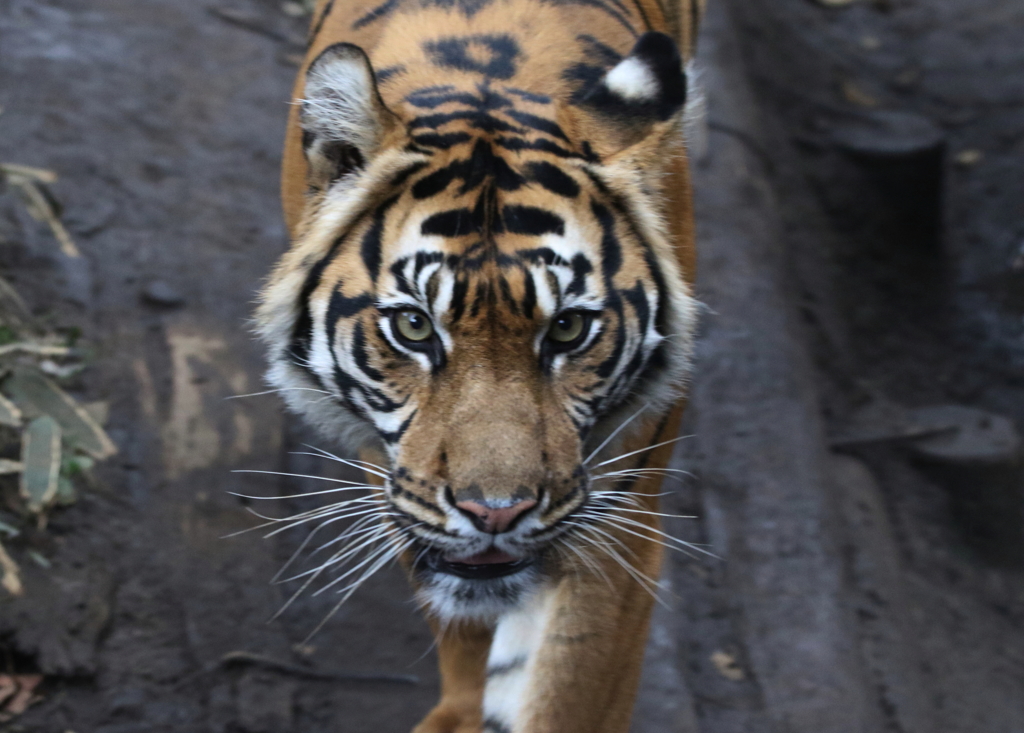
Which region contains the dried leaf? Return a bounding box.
[0,276,41,336]
[20,416,61,513]
[280,1,308,16]
[841,79,879,108]
[955,149,983,167]
[27,550,50,568]
[1,674,43,716]
[0,163,58,185]
[0,341,72,358]
[0,392,21,427]
[0,541,22,596]
[0,459,23,474]
[10,180,80,258]
[39,359,84,379]
[710,650,746,681]
[4,368,117,459]
[82,400,110,427]
[0,676,14,707]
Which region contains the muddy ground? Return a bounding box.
[0,0,1022,731]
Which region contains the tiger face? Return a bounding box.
[259,34,697,620]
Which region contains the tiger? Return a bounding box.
[256,0,704,728]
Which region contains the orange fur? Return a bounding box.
[263,0,704,729]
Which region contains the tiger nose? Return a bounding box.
[455,498,538,534]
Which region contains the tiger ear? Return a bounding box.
[575,32,687,159]
[300,43,401,187]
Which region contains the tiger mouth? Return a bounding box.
[415,545,538,580]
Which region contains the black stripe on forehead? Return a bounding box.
[502,206,564,236]
[351,0,399,30]
[327,286,374,321]
[521,269,537,318]
[389,251,444,297]
[526,161,580,198]
[515,247,593,301]
[363,195,400,282]
[498,275,519,316]
[410,110,523,135]
[517,247,568,267]
[503,87,551,104]
[589,200,623,282]
[450,276,470,323]
[406,85,492,109]
[391,161,429,187]
[412,139,523,200]
[495,136,579,159]
[503,109,569,141]
[412,132,472,150]
[376,64,406,84]
[421,208,476,237]
[423,34,521,80]
[309,0,336,43]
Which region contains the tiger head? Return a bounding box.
[258,32,698,620]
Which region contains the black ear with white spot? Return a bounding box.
[301,43,400,187]
[579,32,687,155]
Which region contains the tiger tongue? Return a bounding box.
[447,549,519,565]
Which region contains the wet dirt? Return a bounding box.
[695,0,1024,730]
[0,0,1022,731]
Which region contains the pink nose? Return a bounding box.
[455,499,538,534]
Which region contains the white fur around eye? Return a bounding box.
[378,316,433,372]
[605,57,659,101]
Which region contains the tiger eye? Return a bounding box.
[548,312,586,344]
[394,310,434,342]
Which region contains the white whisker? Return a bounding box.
[279,525,393,585]
[598,506,697,521]
[303,537,414,642]
[299,445,391,479]
[584,404,649,465]
[228,486,380,500]
[272,512,379,583]
[558,537,613,589]
[579,510,716,559]
[224,387,331,400]
[592,434,694,469]
[264,504,387,540]
[311,533,404,596]
[571,524,665,603]
[231,469,386,487]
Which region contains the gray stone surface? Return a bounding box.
[831,454,937,733]
[681,3,878,730]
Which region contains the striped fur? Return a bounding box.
[257,0,704,730]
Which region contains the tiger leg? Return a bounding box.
[413,619,492,733]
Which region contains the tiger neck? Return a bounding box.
[482,585,559,733]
